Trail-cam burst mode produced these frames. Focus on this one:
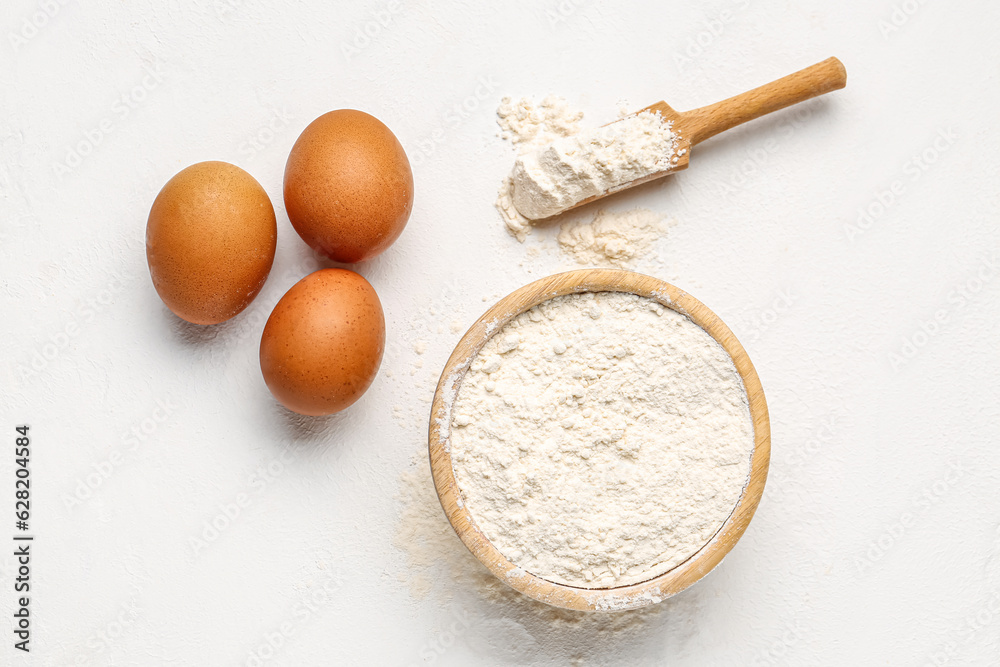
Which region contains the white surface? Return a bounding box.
[2,1,999,665]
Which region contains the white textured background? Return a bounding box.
[2,1,999,665]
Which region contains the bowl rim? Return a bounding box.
[427,268,770,611]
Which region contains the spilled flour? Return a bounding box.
[496,95,584,150]
[558,208,673,268]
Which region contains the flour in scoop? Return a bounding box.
[449,291,754,588]
[511,111,679,221]
[494,97,679,240]
[495,95,585,241]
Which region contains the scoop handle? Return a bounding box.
[679,57,847,146]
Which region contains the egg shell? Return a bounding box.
[259,268,385,416]
[283,109,413,263]
[146,161,277,325]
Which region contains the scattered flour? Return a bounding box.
[496,95,584,150]
[448,291,754,588]
[558,208,673,268]
[496,177,532,241]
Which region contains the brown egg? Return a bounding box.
[146,161,276,325]
[259,269,385,416]
[283,109,413,263]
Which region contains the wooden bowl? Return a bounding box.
[428,269,770,611]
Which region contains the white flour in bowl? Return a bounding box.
[448,291,754,588]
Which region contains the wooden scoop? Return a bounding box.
[562,57,847,213]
